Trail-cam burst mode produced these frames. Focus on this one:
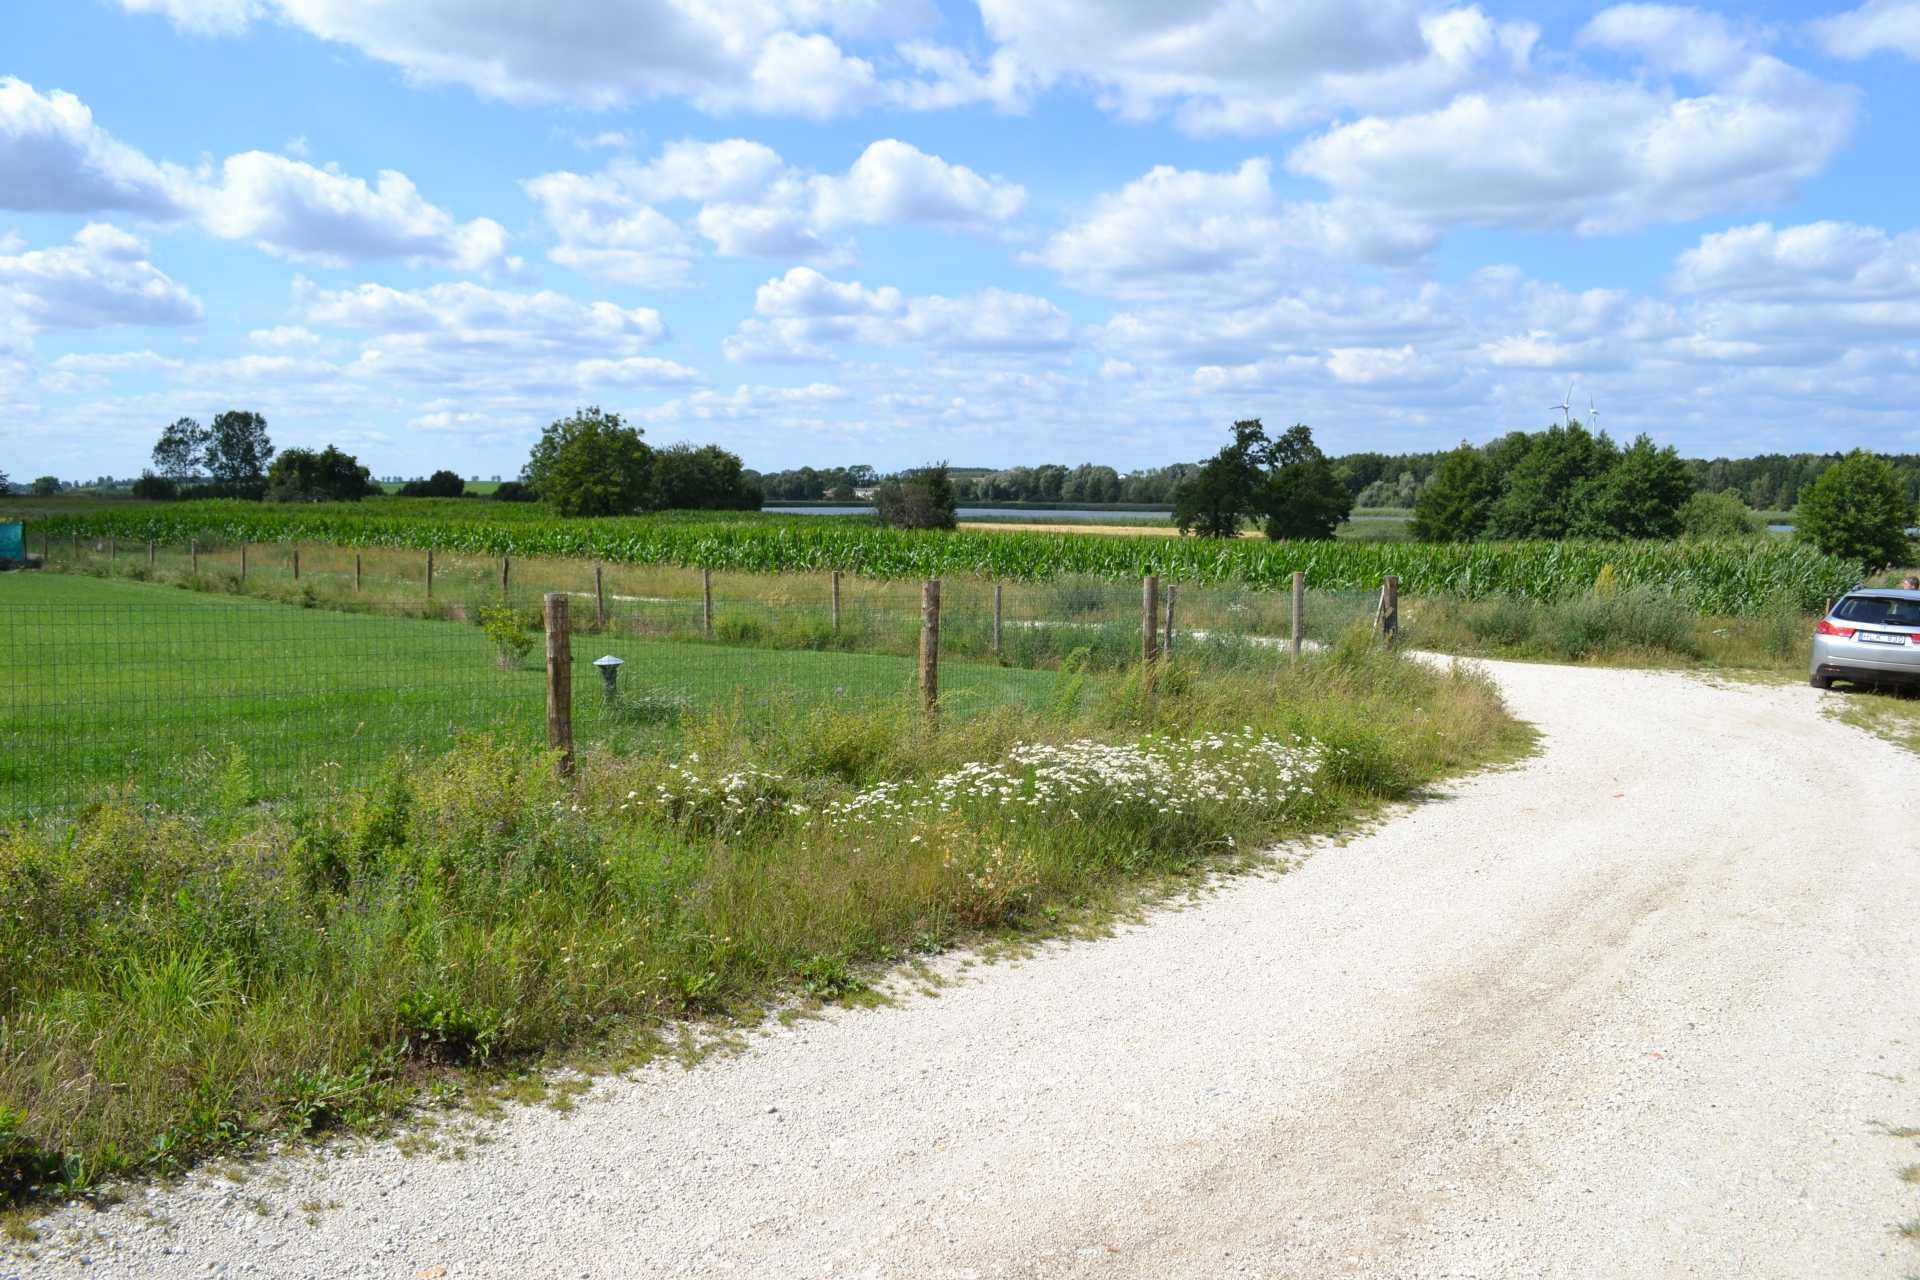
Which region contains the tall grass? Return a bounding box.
[26,501,1860,613]
[0,645,1523,1206]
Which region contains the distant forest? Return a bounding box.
[753,445,1920,511]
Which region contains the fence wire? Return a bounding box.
[4,552,1378,817]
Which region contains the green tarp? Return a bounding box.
[0,521,24,562]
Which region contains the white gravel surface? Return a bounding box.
[11,660,1920,1279]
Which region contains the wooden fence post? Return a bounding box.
[147,539,155,570]
[595,565,607,631]
[1290,571,1305,661]
[1142,574,1160,668]
[831,570,842,631]
[190,539,198,575]
[544,592,575,778]
[702,567,714,638]
[1382,574,1400,645]
[501,555,510,596]
[1164,583,1177,658]
[426,547,434,598]
[354,552,363,592]
[919,579,940,725]
[240,543,247,582]
[292,546,300,581]
[992,581,1003,653]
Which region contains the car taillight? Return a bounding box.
[1815,618,1856,638]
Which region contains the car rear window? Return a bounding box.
[1834,595,1920,627]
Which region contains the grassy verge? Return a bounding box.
[0,635,1527,1215]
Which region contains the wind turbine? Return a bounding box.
[1552,380,1575,426]
[1589,394,1600,433]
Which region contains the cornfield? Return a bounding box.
[25,502,1860,614]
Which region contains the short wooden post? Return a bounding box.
[240,543,248,582]
[292,546,300,581]
[1382,574,1400,645]
[354,552,362,592]
[426,547,434,598]
[830,570,842,631]
[992,582,1004,653]
[501,555,510,596]
[919,578,940,725]
[595,565,607,630]
[147,539,155,569]
[1142,574,1160,668]
[1164,584,1177,658]
[701,567,714,638]
[1290,571,1305,661]
[543,592,575,778]
[190,539,198,575]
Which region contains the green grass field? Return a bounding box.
[0,574,1062,814]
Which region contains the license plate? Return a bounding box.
[1857,631,1907,645]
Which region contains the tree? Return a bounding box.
[131,472,179,500]
[1483,423,1617,539]
[1410,444,1496,542]
[523,406,654,517]
[652,443,763,510]
[152,416,210,481]
[265,445,376,502]
[492,480,536,502]
[1794,449,1916,570]
[203,411,274,494]
[1174,420,1269,537]
[398,469,466,498]
[1571,435,1693,539]
[0,469,10,495]
[1677,490,1762,539]
[30,476,59,496]
[873,462,958,530]
[1259,424,1352,540]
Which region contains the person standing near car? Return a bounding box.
[1904,575,1919,589]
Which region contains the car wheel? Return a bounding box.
[1809,673,1833,690]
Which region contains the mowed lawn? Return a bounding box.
[0,573,1063,813]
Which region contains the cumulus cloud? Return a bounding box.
[197,151,507,269]
[1813,0,1920,59]
[1037,159,1432,299]
[724,266,1071,361]
[975,0,1536,133]
[1578,5,1756,78]
[0,78,193,215]
[1672,221,1920,299]
[1286,59,1855,237]
[529,138,1025,282]
[114,0,968,118]
[0,224,203,329]
[296,278,687,393]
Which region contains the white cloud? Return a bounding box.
[811,139,1025,228]
[0,224,203,329]
[0,78,192,215]
[1672,221,1920,299]
[198,151,507,269]
[975,0,1535,133]
[116,0,934,117]
[249,324,323,348]
[1578,5,1755,78]
[1037,159,1433,299]
[522,170,698,286]
[724,266,1070,361]
[51,349,182,373]
[528,137,1025,281]
[574,355,703,386]
[1813,0,1920,59]
[1286,59,1855,237]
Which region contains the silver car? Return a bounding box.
[1810,588,1920,689]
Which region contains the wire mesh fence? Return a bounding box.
[4,549,1396,817]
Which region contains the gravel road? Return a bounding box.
[13,661,1920,1279]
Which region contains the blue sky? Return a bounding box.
[4,0,1920,482]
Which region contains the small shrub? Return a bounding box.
[606,685,692,727]
[713,613,765,644]
[395,989,500,1064]
[1,1107,69,1208]
[1465,598,1538,648]
[477,603,536,670]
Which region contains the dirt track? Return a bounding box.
[18,661,1920,1279]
